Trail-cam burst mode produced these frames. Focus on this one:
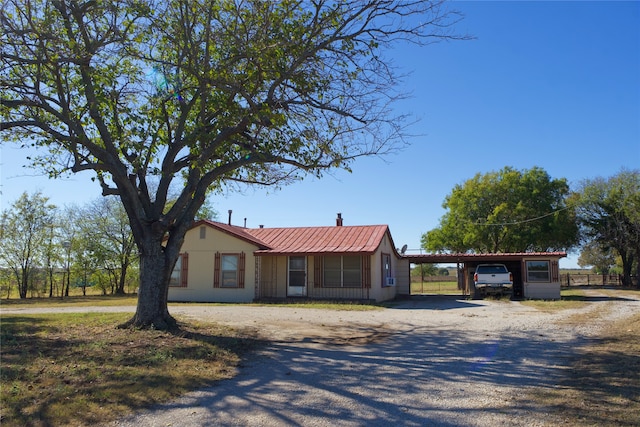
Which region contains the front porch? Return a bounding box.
[257,280,374,301]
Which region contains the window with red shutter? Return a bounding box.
[213,252,221,288]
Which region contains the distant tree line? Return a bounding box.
[0,191,217,299]
[421,167,639,287]
[0,192,137,298]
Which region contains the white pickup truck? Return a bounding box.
[473,264,513,297]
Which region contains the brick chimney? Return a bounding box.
[336,213,343,226]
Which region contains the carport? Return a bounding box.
[402,252,567,299]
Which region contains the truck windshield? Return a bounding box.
[476,265,507,274]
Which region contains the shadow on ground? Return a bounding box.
[115,320,585,426]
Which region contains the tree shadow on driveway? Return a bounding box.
[113,319,583,427]
[387,295,485,311]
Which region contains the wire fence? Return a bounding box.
[562,273,638,288]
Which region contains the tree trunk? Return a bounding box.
[64,268,70,297]
[120,238,177,330]
[116,260,128,295]
[636,253,640,288]
[19,267,28,299]
[48,267,54,298]
[618,249,633,288]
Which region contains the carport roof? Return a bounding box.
[405,252,567,264]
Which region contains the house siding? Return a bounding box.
[168,225,258,303]
[171,221,404,303]
[369,233,401,302]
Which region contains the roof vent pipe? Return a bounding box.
[259,225,264,229]
[244,218,247,228]
[336,213,343,226]
[228,210,232,225]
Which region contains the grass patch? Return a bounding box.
[531,312,640,426]
[520,288,591,312]
[0,295,138,308]
[1,295,384,311]
[0,312,259,427]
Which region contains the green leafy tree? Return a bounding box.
[0,192,57,298]
[58,205,82,297]
[422,166,579,253]
[577,240,617,274]
[195,197,219,222]
[83,197,137,295]
[71,236,100,296]
[43,220,61,298]
[411,263,438,280]
[576,169,640,287]
[1,0,467,328]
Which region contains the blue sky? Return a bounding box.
[1,1,639,268]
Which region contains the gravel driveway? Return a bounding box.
[5,291,638,426]
[104,291,639,426]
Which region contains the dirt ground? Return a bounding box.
[3,290,638,426]
[110,290,639,426]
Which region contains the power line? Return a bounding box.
[472,206,571,226]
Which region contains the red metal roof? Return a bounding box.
[249,225,391,255]
[194,220,393,255]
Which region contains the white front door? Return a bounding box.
[288,256,307,297]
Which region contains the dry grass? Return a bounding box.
[0,295,138,308]
[520,288,591,312]
[531,310,640,426]
[410,281,461,294]
[1,295,383,311]
[0,312,259,427]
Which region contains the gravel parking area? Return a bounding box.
[99,291,638,427]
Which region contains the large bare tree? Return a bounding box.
[1,0,466,328]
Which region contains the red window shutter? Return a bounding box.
[213,252,220,288]
[314,256,322,288]
[181,253,189,288]
[551,260,559,282]
[363,255,371,288]
[239,252,246,288]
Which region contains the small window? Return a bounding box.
[526,261,550,282]
[169,254,188,287]
[214,252,245,288]
[199,226,206,239]
[221,255,239,287]
[169,256,182,287]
